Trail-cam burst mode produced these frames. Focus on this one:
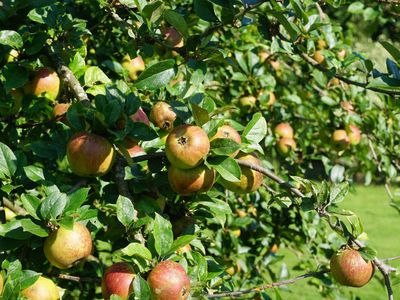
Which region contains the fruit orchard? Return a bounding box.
[0,0,400,299]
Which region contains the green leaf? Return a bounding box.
[153,213,173,256]
[348,1,364,14]
[84,66,111,86]
[65,187,90,212]
[167,235,197,255]
[194,0,218,22]
[20,219,48,237]
[381,41,400,63]
[207,156,241,182]
[242,113,267,143]
[20,270,41,290]
[366,76,400,93]
[358,247,377,261]
[164,10,189,38]
[210,138,240,156]
[0,30,23,49]
[39,191,68,220]
[329,182,349,204]
[268,11,300,41]
[134,60,176,90]
[120,243,152,260]
[133,275,151,300]
[23,165,45,182]
[116,196,135,227]
[118,0,136,8]
[190,102,210,126]
[0,142,17,179]
[20,194,41,219]
[1,64,29,92]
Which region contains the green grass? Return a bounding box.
[271,185,400,300]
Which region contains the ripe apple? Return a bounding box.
[332,129,349,149]
[101,262,135,300]
[270,60,280,71]
[313,50,325,64]
[236,209,247,218]
[4,207,16,221]
[347,125,361,145]
[220,152,263,194]
[274,123,294,139]
[53,103,70,125]
[210,125,241,157]
[340,101,354,113]
[330,248,374,287]
[337,49,346,60]
[176,244,191,255]
[67,132,115,177]
[239,95,256,112]
[258,50,269,63]
[129,107,150,125]
[165,124,210,169]
[150,101,177,132]
[44,222,93,269]
[277,137,297,155]
[31,68,60,101]
[270,244,279,254]
[121,55,145,80]
[21,276,59,300]
[126,145,146,158]
[317,39,327,50]
[168,164,216,196]
[0,273,3,295]
[162,27,184,48]
[147,260,190,300]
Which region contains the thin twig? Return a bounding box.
[3,198,27,216]
[55,274,101,283]
[300,52,399,96]
[207,270,329,298]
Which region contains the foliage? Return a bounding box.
[0,0,399,299]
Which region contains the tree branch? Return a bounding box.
[53,273,101,283]
[48,46,90,104]
[3,198,27,216]
[299,52,400,96]
[207,269,329,298]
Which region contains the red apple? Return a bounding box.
[31,68,60,101]
[277,137,297,155]
[102,262,135,300]
[210,125,241,157]
[162,27,184,48]
[274,123,294,139]
[330,248,374,287]
[67,132,115,177]
[127,145,146,158]
[147,261,190,300]
[347,125,361,145]
[150,101,177,132]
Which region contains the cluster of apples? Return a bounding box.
[274,122,296,155]
[332,124,362,149]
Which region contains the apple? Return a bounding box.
[31,68,60,101]
[168,164,216,196]
[220,152,263,194]
[121,55,145,80]
[340,101,354,113]
[4,207,16,221]
[239,95,256,112]
[21,276,59,300]
[270,60,280,71]
[126,145,146,158]
[277,137,297,155]
[270,244,279,254]
[150,101,177,132]
[332,129,349,149]
[317,39,327,50]
[232,229,241,237]
[0,273,3,295]
[337,49,346,60]
[258,50,270,63]
[176,244,191,255]
[44,222,93,269]
[330,248,374,287]
[165,124,210,169]
[67,132,115,177]
[53,103,70,125]
[5,49,19,63]
[236,209,247,218]
[102,262,135,300]
[147,260,190,300]
[347,125,361,145]
[274,123,294,139]
[210,124,241,157]
[313,50,325,64]
[162,27,184,48]
[129,107,150,125]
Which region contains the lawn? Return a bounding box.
[272,185,400,300]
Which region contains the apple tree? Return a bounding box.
[0,0,399,299]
